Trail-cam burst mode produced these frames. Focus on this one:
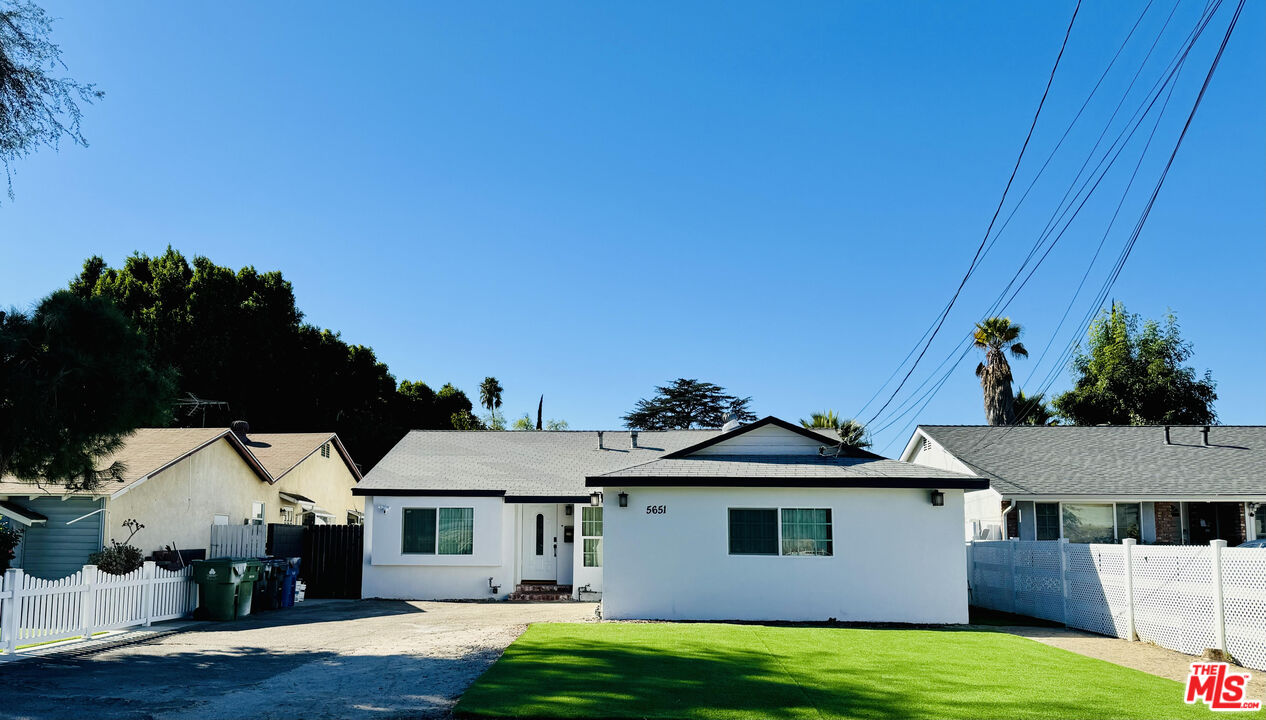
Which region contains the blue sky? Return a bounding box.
[2,0,1262,454]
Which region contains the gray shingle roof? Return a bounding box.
[589,454,984,488]
[358,430,724,498]
[917,425,1266,497]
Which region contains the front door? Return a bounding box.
[521,504,557,581]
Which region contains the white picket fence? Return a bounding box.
[968,539,1266,671]
[0,562,198,657]
[210,523,267,558]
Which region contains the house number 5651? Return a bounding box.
[645,505,667,514]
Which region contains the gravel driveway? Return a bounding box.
[0,599,596,720]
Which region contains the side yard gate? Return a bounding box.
[266,523,362,599]
[968,539,1266,672]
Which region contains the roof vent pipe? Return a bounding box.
[631,430,639,449]
[1163,426,1171,445]
[597,431,604,450]
[231,420,250,440]
[1201,426,1210,446]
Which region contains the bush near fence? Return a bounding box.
[0,562,197,657]
[967,539,1266,671]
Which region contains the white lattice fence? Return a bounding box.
[968,540,1266,671]
[1130,545,1215,655]
[1222,547,1266,671]
[0,562,197,657]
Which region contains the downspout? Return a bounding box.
[1000,501,1015,540]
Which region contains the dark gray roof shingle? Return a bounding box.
[918,425,1266,497]
[359,430,722,497]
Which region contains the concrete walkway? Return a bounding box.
[0,599,597,720]
[991,624,1265,700]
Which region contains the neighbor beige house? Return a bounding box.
[0,426,361,579]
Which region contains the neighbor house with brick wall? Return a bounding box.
[900,424,1266,546]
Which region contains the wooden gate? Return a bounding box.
[263,524,362,599]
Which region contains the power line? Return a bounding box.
[862,0,1083,427]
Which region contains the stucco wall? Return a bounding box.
[108,438,267,555]
[361,495,515,599]
[600,485,969,623]
[273,447,360,524]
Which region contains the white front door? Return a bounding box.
[521,504,557,581]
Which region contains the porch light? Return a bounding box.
[589,492,602,507]
[618,492,628,508]
[929,490,944,507]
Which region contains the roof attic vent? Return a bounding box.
[1201,426,1210,446]
[231,420,250,440]
[631,430,639,449]
[1163,426,1171,445]
[597,431,604,450]
[720,412,742,434]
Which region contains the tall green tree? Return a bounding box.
[0,292,174,491]
[973,317,1028,426]
[799,411,871,449]
[0,0,103,200]
[622,378,755,430]
[68,248,478,467]
[1053,303,1217,425]
[1014,389,1057,426]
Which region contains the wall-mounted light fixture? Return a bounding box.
[376,504,390,514]
[589,492,602,507]
[929,490,944,507]
[618,492,629,508]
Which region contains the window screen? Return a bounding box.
[729,508,778,555]
[1035,503,1060,541]
[438,508,474,555]
[781,509,832,556]
[402,508,437,554]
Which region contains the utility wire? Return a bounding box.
[863,0,1082,427]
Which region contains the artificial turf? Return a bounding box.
[455,623,1220,719]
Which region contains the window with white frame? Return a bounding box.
[279,506,296,525]
[402,507,473,555]
[249,501,265,525]
[581,506,602,567]
[1059,502,1142,543]
[728,508,833,557]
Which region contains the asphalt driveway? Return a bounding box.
[0,599,596,720]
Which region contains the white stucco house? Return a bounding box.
[901,424,1266,546]
[357,416,986,622]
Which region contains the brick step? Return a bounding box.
[516,584,572,594]
[506,592,573,602]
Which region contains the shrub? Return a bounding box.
[90,540,144,575]
[0,525,23,572]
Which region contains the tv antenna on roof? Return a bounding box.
[173,393,229,427]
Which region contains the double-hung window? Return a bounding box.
[402,507,474,555]
[728,508,832,557]
[581,506,603,567]
[1035,503,1060,541]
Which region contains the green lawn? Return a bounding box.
[455,623,1218,720]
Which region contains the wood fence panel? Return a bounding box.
[209,524,266,558]
[300,525,362,599]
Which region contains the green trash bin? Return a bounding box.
[193,557,251,621]
[235,558,264,618]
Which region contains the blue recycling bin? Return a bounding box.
[280,557,301,607]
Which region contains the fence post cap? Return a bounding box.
[1122,538,1137,546]
[1210,539,1228,548]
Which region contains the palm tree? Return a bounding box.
[479,376,504,421]
[1014,389,1057,426]
[973,317,1028,425]
[800,411,872,449]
